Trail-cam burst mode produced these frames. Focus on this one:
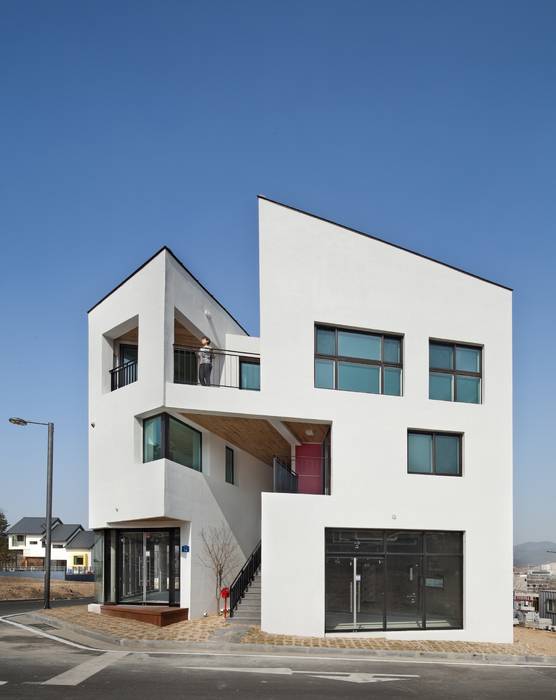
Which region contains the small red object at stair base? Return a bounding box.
[220,587,230,618]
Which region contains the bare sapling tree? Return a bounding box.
[199,523,239,611]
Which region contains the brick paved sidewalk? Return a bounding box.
[240,626,534,656]
[40,604,227,641]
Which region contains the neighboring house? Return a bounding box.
[65,530,96,571]
[6,517,63,567]
[42,523,85,566]
[539,590,556,626]
[88,196,513,642]
[6,517,86,569]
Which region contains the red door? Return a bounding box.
[295,443,323,494]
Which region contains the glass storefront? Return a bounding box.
[94,528,180,606]
[325,528,463,632]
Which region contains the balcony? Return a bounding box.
[174,346,260,390]
[110,360,138,391]
[273,454,329,495]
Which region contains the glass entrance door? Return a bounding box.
[325,556,354,631]
[356,557,385,630]
[118,529,179,605]
[325,556,385,631]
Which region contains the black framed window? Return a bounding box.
[429,341,482,404]
[240,359,260,390]
[225,446,235,484]
[315,325,403,396]
[325,529,463,632]
[408,431,462,476]
[143,413,202,471]
[119,343,138,367]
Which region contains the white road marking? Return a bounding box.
[2,615,556,670]
[182,666,420,684]
[42,651,129,686]
[0,682,7,685]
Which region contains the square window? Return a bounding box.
[455,346,480,372]
[408,431,462,476]
[430,344,453,370]
[429,372,453,401]
[456,375,481,404]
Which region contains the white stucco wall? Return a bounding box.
[257,199,513,642]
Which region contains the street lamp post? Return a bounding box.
[9,417,54,609]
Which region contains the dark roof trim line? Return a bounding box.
[258,195,513,292]
[87,246,250,333]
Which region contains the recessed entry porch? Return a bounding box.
[180,411,332,495]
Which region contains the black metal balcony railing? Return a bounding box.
[110,361,137,391]
[273,456,330,495]
[273,457,299,493]
[174,346,260,390]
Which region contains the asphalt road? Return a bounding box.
[1,611,556,699]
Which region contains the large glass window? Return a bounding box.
[168,416,201,471]
[408,431,462,476]
[143,413,202,471]
[429,341,482,404]
[325,529,463,632]
[315,325,403,396]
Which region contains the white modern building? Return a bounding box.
[88,196,513,641]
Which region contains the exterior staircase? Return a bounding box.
[229,570,261,625]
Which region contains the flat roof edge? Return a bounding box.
[258,195,513,292]
[87,246,250,333]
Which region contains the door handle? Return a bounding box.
[349,583,353,613]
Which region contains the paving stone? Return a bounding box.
[41,604,227,641]
[239,626,536,655]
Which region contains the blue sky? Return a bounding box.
[1,1,554,543]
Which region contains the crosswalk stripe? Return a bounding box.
[42,651,128,686]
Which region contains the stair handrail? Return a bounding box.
[229,540,261,617]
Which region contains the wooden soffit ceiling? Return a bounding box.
[175,319,201,348]
[181,413,290,466]
[282,421,330,444]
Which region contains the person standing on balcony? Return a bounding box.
[198,337,213,386]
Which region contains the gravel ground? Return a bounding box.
[0,577,94,601]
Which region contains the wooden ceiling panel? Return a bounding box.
[181,413,290,466]
[118,327,138,343]
[175,319,201,348]
[282,421,330,444]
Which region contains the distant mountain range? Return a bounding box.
[514,541,556,567]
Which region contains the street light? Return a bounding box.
[8,417,54,609]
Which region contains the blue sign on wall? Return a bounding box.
[181,544,190,553]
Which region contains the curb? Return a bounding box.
[19,612,556,666]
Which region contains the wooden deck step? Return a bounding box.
[100,605,188,627]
